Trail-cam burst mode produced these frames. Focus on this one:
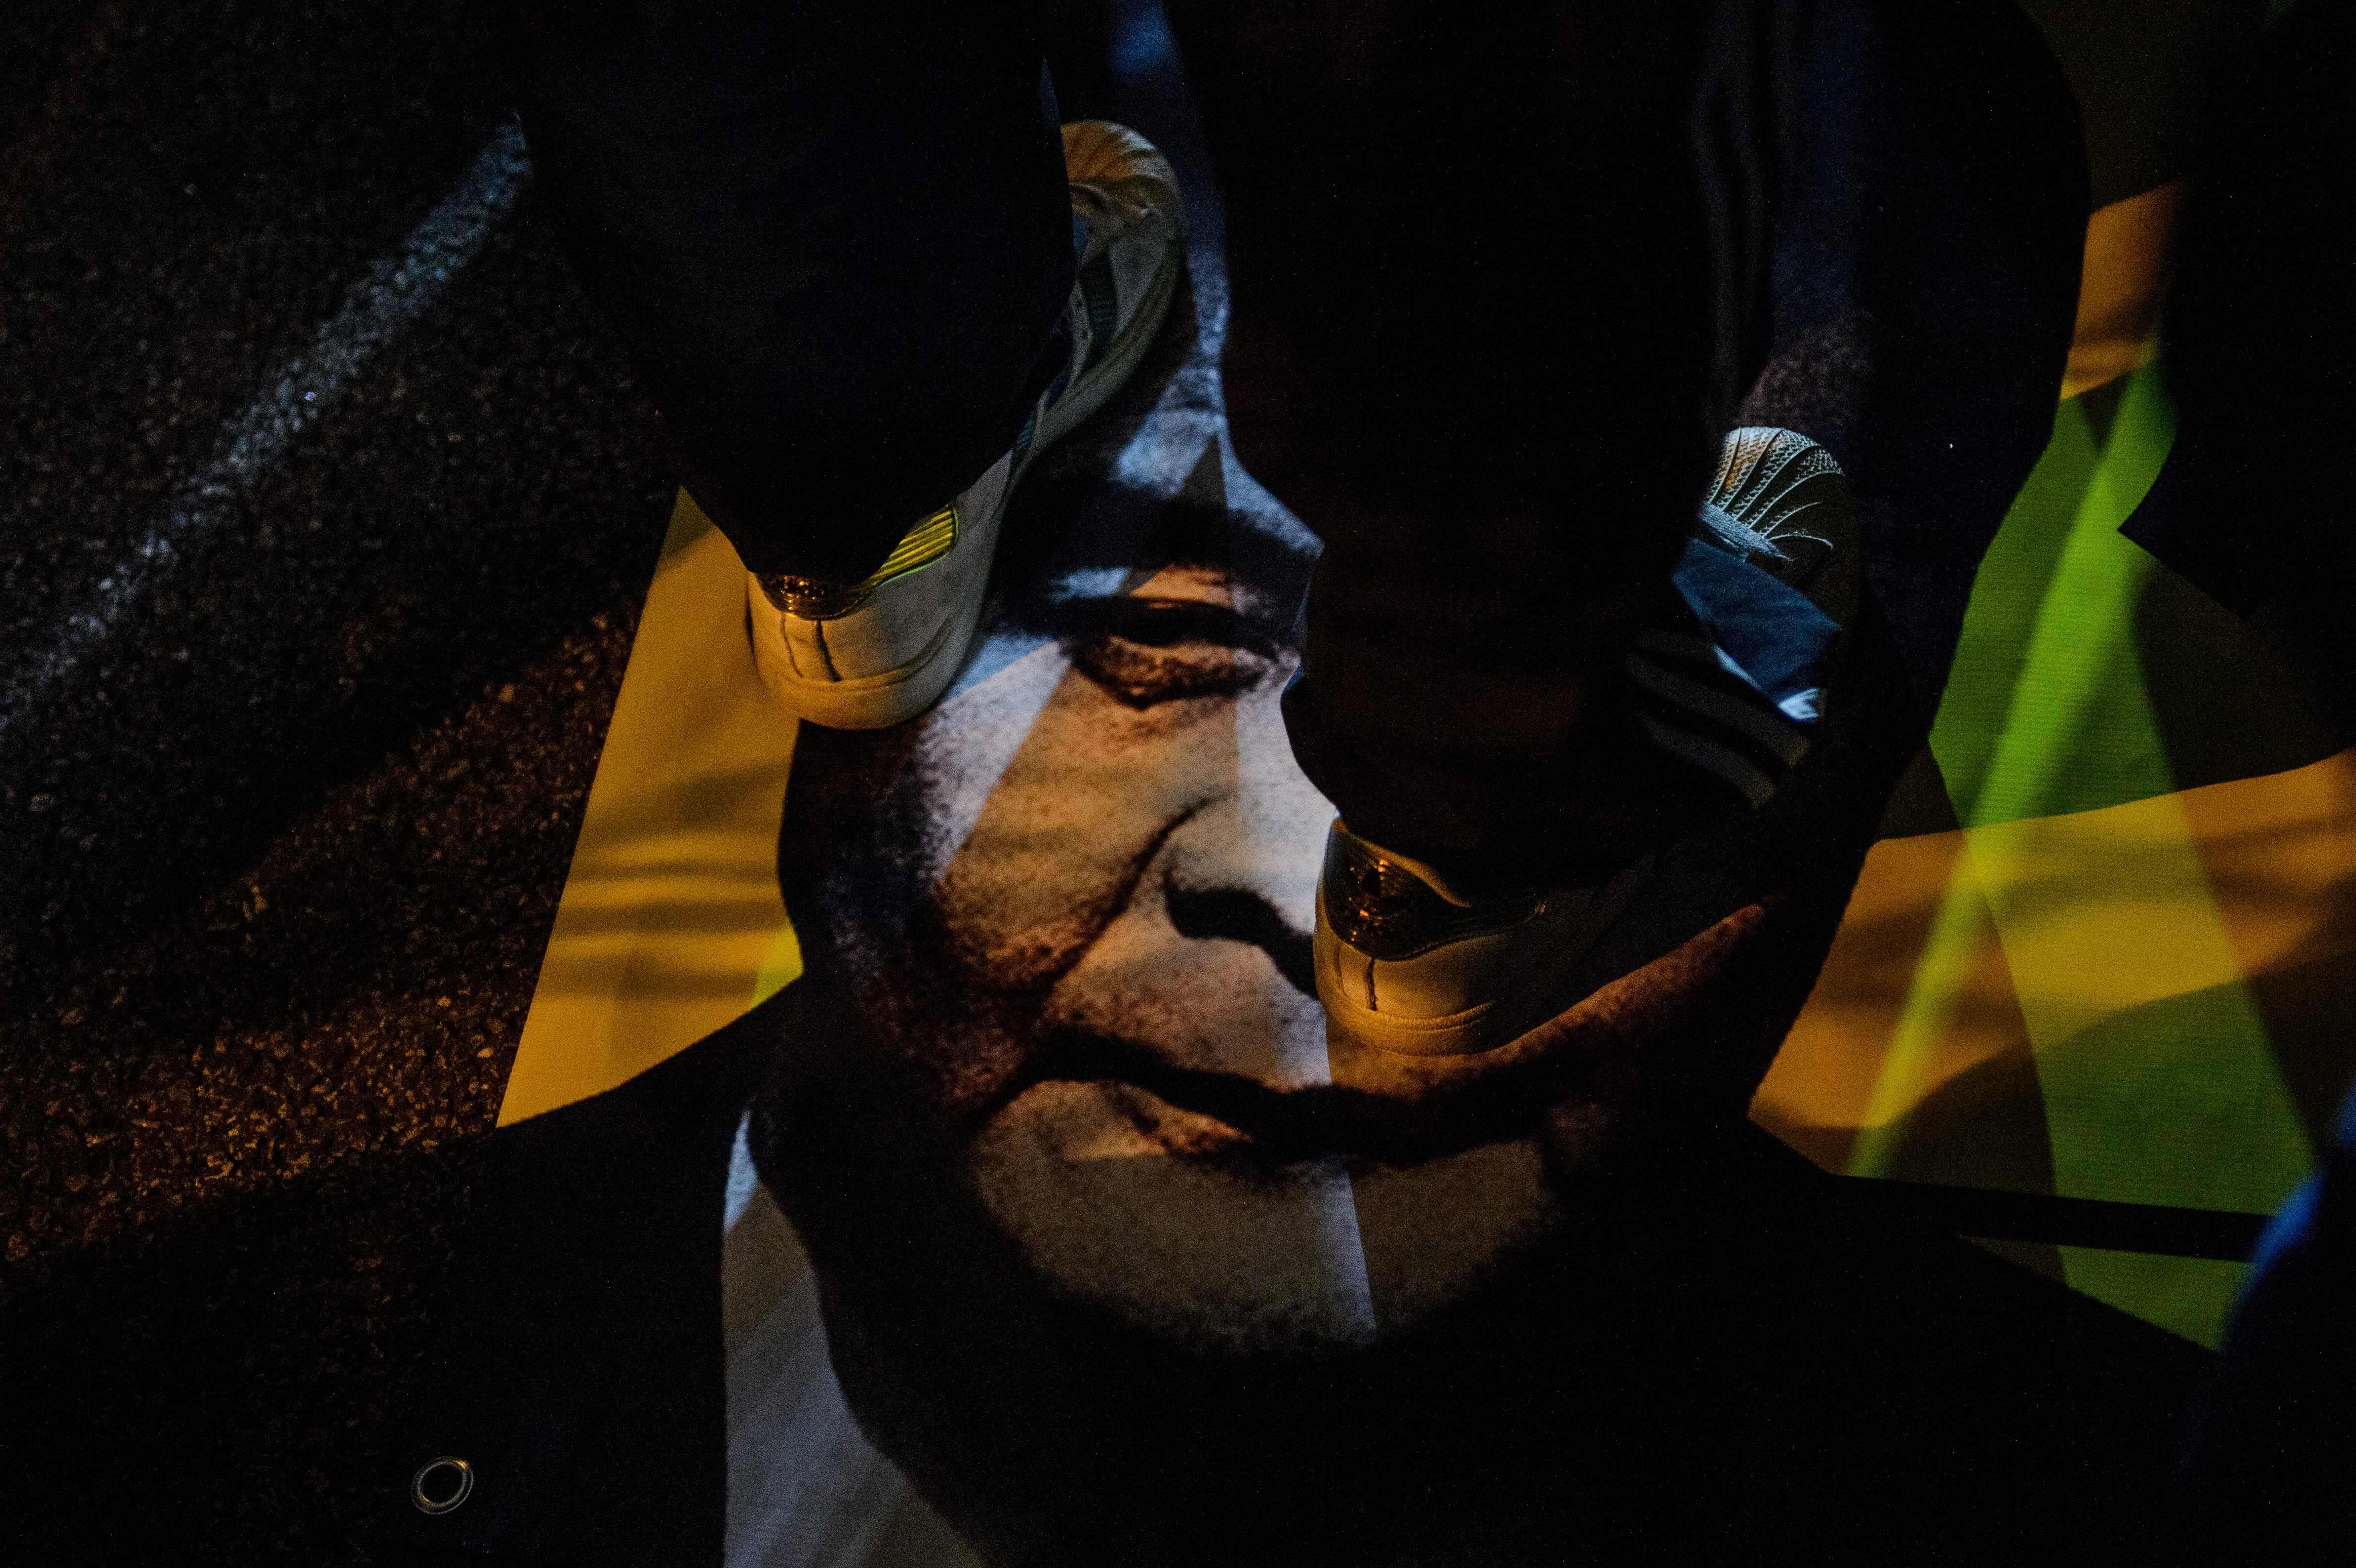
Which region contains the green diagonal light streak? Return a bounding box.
[1850,365,2310,1344]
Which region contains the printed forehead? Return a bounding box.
[1019,440,1316,607]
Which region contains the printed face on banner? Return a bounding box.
[766,436,1781,1356]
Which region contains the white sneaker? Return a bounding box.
[1315,428,1849,1056]
[747,121,1184,730]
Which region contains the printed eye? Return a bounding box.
[1062,597,1280,709]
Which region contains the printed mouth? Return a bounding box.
[997,1025,1583,1168]
[1042,1080,1276,1172]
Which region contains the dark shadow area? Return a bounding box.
[0,1139,488,1566]
[2013,0,2255,210]
[0,599,643,1560]
[2136,550,2344,793]
[1873,742,1962,837]
[0,0,112,178]
[2147,0,2356,739]
[1882,1046,2068,1279]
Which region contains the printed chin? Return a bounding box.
[968,1078,1560,1354]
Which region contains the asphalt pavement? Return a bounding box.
[2,1,677,1558]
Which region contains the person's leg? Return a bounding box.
[1179,0,2081,885]
[1717,0,2085,718]
[500,0,1075,585]
[1170,0,1724,891]
[1175,0,2081,1060]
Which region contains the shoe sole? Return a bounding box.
[749,239,1182,731]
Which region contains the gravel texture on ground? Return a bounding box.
[2,0,674,1557]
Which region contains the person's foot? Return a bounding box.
[747,121,1183,730]
[1313,427,1849,1056]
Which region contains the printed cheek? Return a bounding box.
[930,666,1227,986]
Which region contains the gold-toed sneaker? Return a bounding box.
[747,120,1184,730]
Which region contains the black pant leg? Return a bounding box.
[502,0,1075,582]
[1719,0,2086,720]
[1172,1,1723,883]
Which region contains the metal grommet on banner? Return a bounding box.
[411,1456,475,1515]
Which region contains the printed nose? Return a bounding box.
[1154,668,1329,997]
